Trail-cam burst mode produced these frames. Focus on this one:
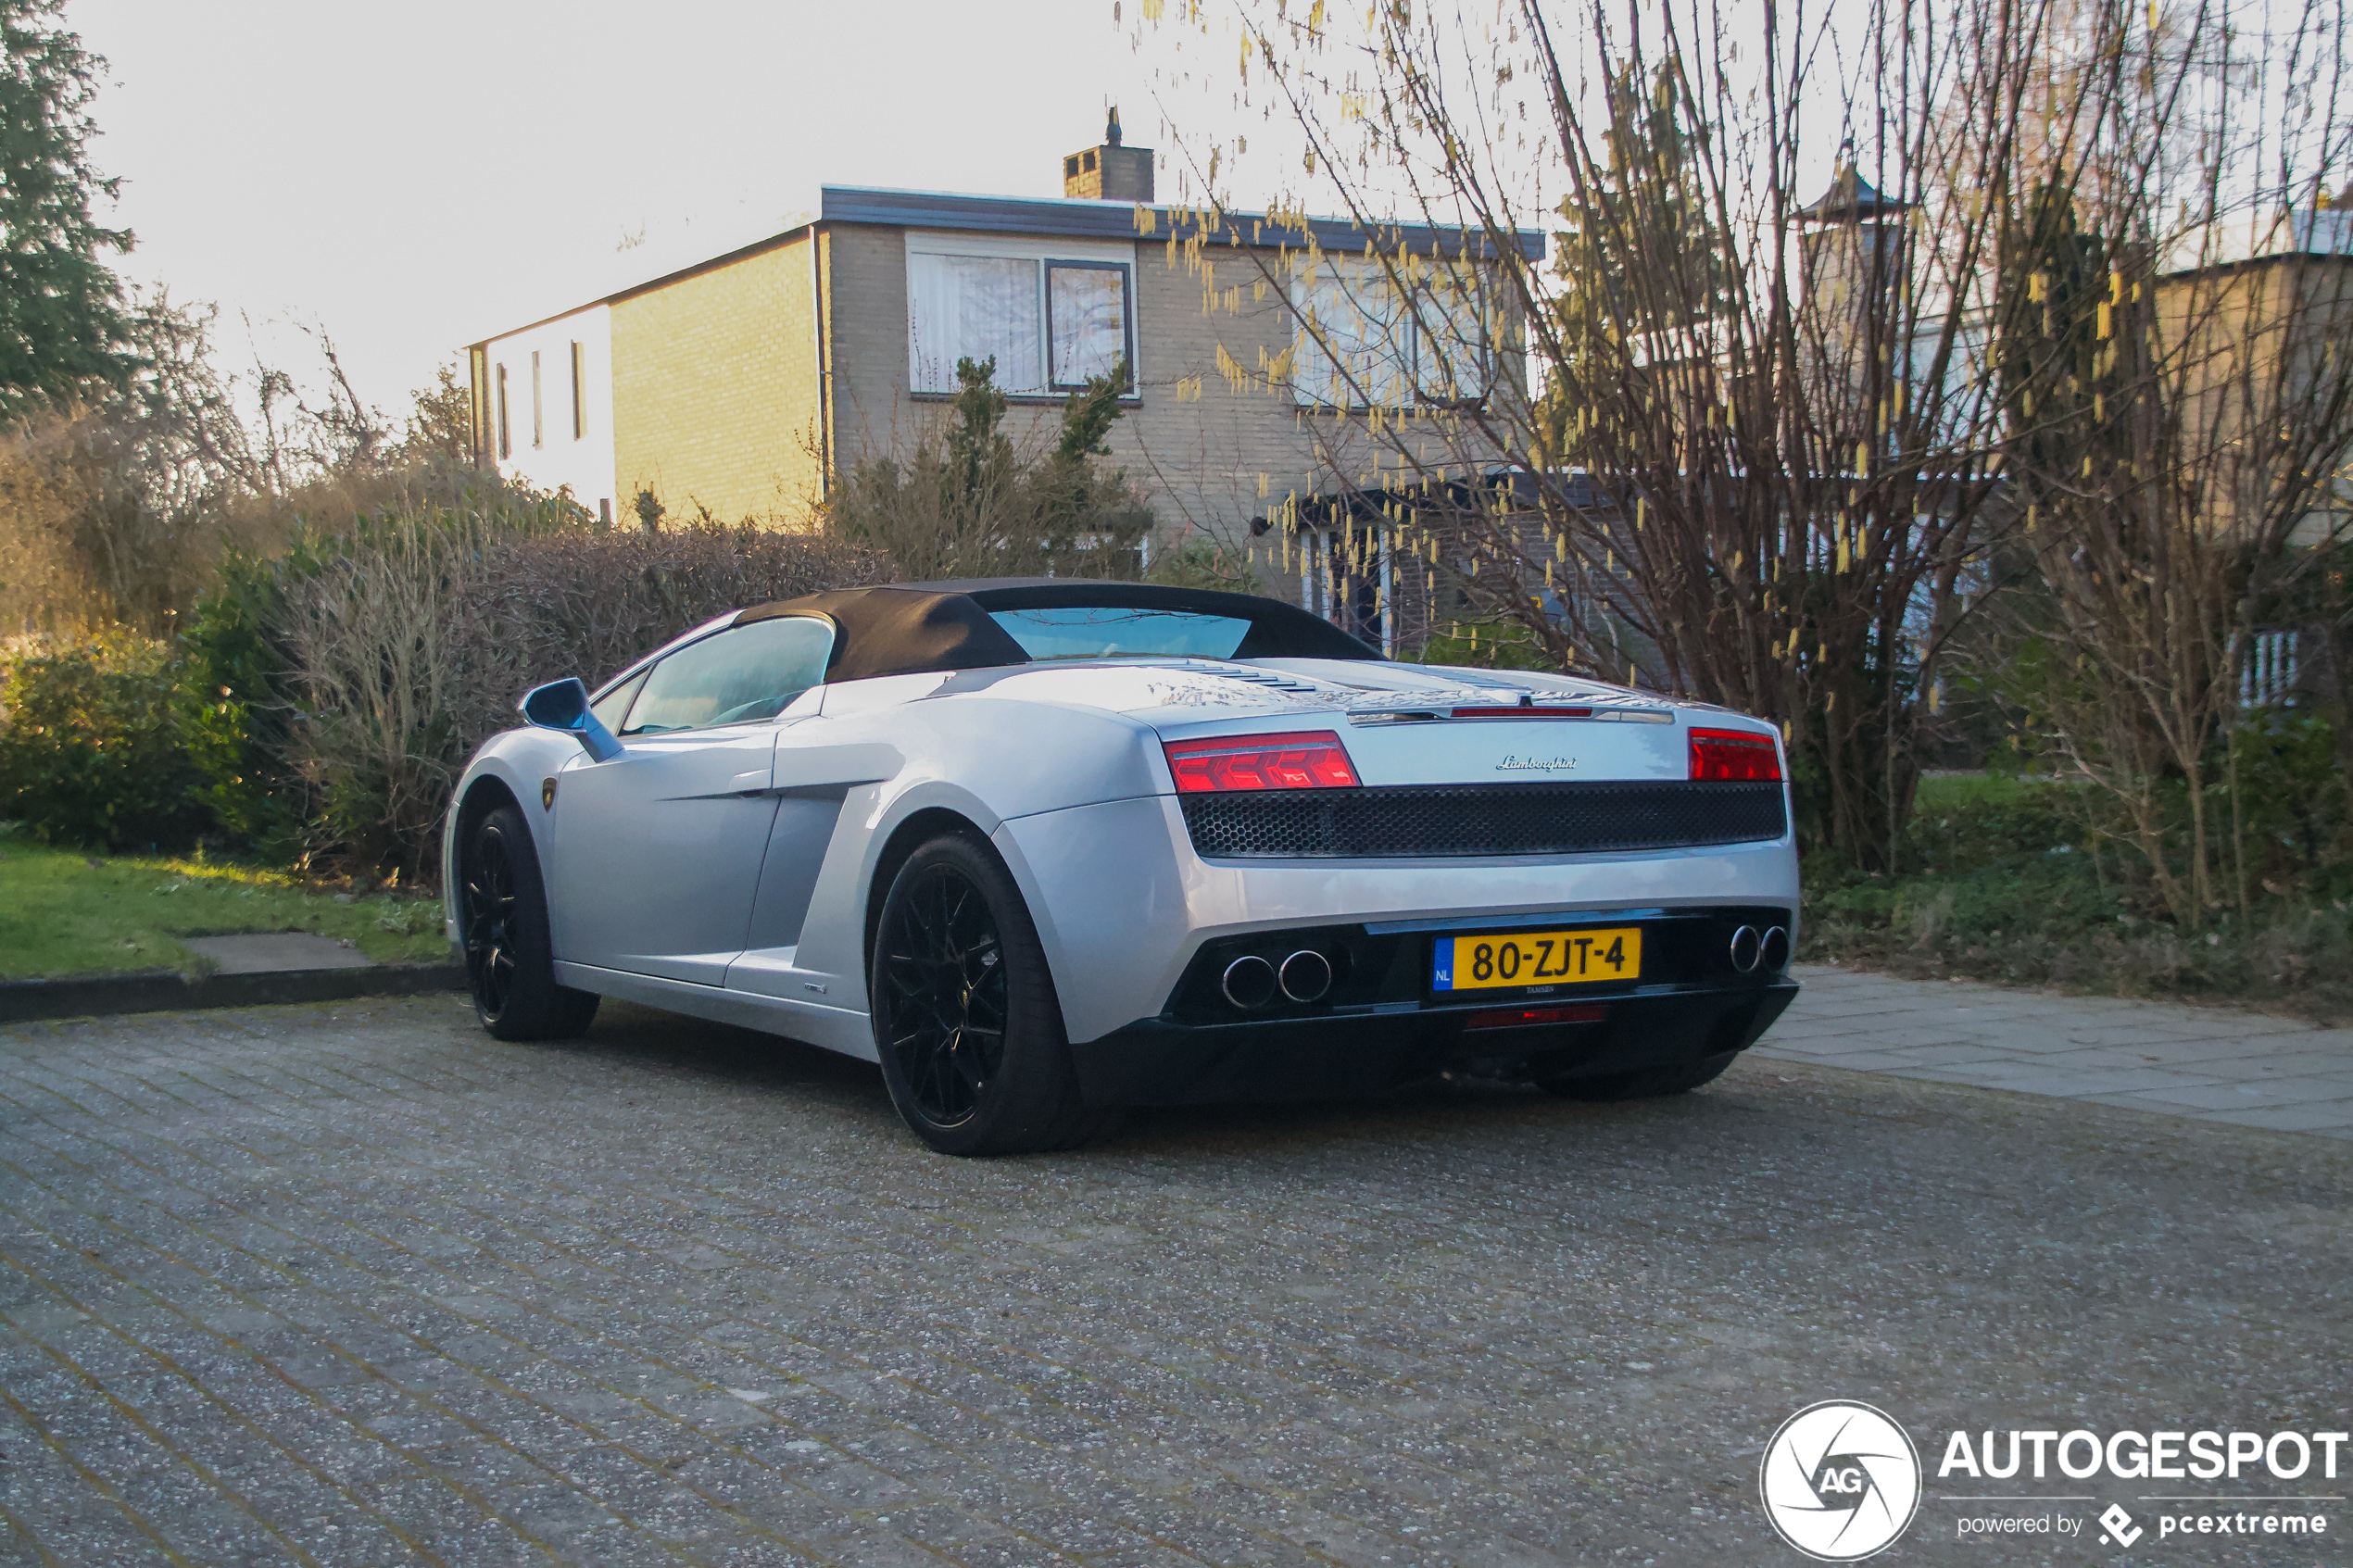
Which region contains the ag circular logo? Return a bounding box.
[1759,1400,1922,1561]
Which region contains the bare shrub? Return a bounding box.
[0,295,500,639]
[273,506,529,876]
[0,406,145,633]
[458,525,892,734]
[273,509,888,880]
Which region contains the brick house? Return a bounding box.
[462,114,1542,653]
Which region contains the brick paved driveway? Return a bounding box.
[1758,966,2353,1136]
[0,996,2345,1567]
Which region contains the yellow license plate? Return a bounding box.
[1432,926,1642,991]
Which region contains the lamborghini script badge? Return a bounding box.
[1496,755,1577,771]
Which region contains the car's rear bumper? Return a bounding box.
[1069,978,1796,1107]
[997,795,1802,1046]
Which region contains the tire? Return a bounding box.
[460,804,600,1042]
[868,833,1115,1156]
[1539,1048,1739,1102]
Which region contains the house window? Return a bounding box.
[570,341,585,439]
[1292,260,1415,408]
[1415,265,1493,403]
[531,351,544,447]
[1290,258,1493,408]
[1048,263,1128,388]
[496,363,510,459]
[910,254,1042,392]
[907,246,1135,395]
[468,345,490,462]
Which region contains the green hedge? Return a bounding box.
[0,633,206,852]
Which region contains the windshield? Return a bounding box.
[989,606,1252,661]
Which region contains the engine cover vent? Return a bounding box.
[1179,780,1787,859]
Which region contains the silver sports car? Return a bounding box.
[442,579,1799,1154]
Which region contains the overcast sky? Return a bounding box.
[71,0,1962,425]
[75,0,1174,416]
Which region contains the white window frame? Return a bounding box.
[905,232,1139,398]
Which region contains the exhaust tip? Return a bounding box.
[1221,954,1278,1010]
[1729,925,1762,973]
[1278,949,1333,1003]
[1760,925,1791,972]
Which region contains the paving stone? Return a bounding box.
[2195,1101,2353,1132]
[1758,964,2353,1131]
[0,994,2344,1567]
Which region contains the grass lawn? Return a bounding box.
[0,839,451,980]
[1913,770,2032,809]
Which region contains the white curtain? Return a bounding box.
[908,255,1043,393]
[1049,265,1128,387]
[1291,259,1415,408]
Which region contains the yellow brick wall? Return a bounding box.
[609,235,823,525]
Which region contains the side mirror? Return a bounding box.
[519,677,624,762]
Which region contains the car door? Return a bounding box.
[547,615,834,986]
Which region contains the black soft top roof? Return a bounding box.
[735,579,1381,683]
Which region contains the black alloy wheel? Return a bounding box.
[462,805,599,1042]
[877,860,1009,1126]
[462,820,521,1020]
[869,834,1113,1155]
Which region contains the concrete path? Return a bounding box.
[1755,962,2353,1138]
[179,932,376,973]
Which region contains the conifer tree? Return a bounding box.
[0,0,134,416]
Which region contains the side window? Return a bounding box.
[588,671,646,734]
[619,618,835,735]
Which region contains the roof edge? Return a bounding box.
[466,186,1547,349]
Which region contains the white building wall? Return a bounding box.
[484,305,617,521]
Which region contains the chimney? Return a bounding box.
[1063,107,1153,203]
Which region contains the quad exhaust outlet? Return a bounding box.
[1278,949,1333,1003]
[1221,948,1336,1008]
[1221,954,1278,1010]
[1729,923,1791,974]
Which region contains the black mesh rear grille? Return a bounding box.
[1180,781,1786,859]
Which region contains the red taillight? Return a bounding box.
[1463,1003,1608,1031]
[1163,730,1360,793]
[1688,727,1782,783]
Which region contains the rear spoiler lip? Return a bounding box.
[1346,706,1674,725]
